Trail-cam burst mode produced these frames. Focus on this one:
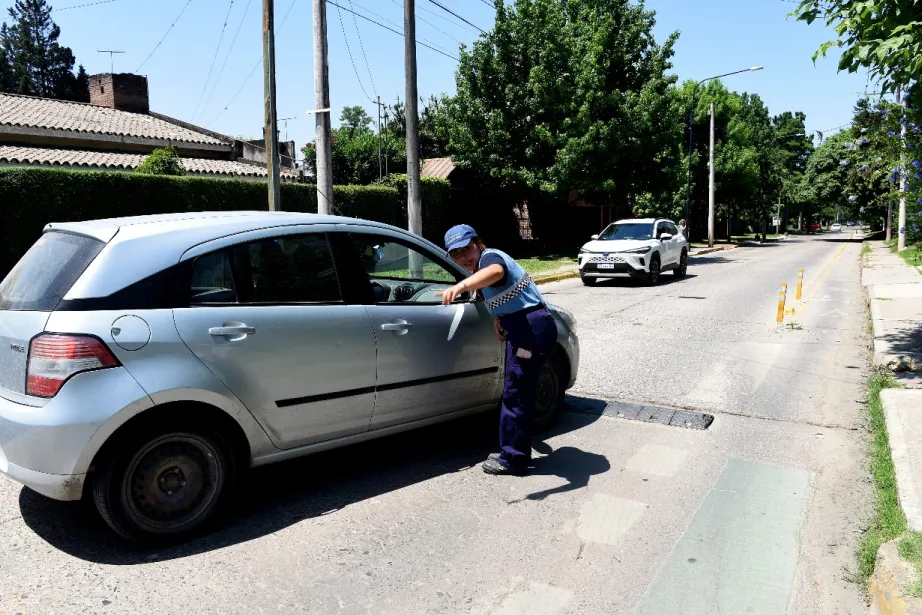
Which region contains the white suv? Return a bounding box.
[578,218,688,286]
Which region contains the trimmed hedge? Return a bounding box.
[0,167,401,278]
[377,173,452,243]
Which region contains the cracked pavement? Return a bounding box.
[0,234,872,614]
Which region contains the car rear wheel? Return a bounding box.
[674,250,688,277]
[646,254,661,286]
[534,353,567,430]
[92,421,237,543]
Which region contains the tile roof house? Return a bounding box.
[0,73,300,181]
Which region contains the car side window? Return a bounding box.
[656,221,667,238]
[229,234,341,304]
[190,251,237,305]
[666,222,679,236]
[348,234,468,304]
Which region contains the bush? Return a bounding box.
[377,173,451,243]
[0,167,401,278]
[135,146,186,176]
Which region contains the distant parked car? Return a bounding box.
[577,218,688,286]
[831,223,842,232]
[0,212,580,542]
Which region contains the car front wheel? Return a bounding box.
[646,254,661,286]
[92,421,237,543]
[534,353,567,430]
[581,275,596,287]
[674,250,688,277]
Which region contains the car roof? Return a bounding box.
[50,211,441,301]
[612,218,659,224]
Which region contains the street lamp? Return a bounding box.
[683,66,764,243]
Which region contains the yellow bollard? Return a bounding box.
[796,269,804,300]
[777,284,787,323]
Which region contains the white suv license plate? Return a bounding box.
[597,263,615,270]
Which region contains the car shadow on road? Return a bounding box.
[588,273,699,288]
[19,398,608,565]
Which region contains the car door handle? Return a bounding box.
[381,321,413,332]
[209,325,256,336]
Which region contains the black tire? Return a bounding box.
[674,249,688,278]
[92,420,238,544]
[646,254,661,286]
[534,353,567,430]
[581,275,596,287]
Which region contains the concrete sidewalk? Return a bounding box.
[865,242,922,376]
[865,243,922,613]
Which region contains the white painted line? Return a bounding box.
[625,444,690,478]
[492,583,573,615]
[574,493,647,546]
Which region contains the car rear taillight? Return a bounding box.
[26,334,119,398]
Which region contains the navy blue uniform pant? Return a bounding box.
[497,306,558,470]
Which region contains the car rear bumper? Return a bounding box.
[0,367,152,501]
[0,450,84,500]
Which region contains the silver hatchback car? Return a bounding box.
[0,212,579,542]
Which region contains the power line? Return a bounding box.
[415,0,478,33]
[327,0,460,61]
[348,0,378,96]
[335,2,375,103]
[136,0,195,72]
[192,0,235,119]
[53,0,117,11]
[382,0,463,45]
[209,0,298,125]
[201,0,254,119]
[425,0,485,34]
[477,0,494,7]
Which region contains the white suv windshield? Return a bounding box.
[599,223,654,241]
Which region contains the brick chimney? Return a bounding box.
[89,73,150,114]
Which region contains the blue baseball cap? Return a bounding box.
[444,224,478,252]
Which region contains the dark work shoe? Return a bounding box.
[487,452,501,461]
[482,458,528,476]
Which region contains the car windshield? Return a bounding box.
[598,223,654,241]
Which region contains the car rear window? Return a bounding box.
[0,232,105,311]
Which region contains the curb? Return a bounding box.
[689,245,738,257]
[870,540,922,614]
[533,270,580,285]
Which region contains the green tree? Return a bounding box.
[385,95,453,159]
[302,127,408,186]
[792,0,922,99]
[339,105,374,135]
[135,146,186,176]
[0,0,88,101]
[446,0,681,208]
[801,131,852,227]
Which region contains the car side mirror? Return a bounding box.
[591,234,599,240]
[659,233,673,241]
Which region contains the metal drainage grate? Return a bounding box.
[565,397,714,430]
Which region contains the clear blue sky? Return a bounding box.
[5,0,873,159]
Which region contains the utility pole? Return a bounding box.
[886,199,893,241]
[97,50,124,74]
[405,0,423,243]
[708,102,716,248]
[313,0,334,215]
[898,87,908,251]
[262,0,281,211]
[377,95,383,181]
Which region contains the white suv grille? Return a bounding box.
[588,255,625,263]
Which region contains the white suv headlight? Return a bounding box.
[621,246,651,254]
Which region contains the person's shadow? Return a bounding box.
[509,441,610,503]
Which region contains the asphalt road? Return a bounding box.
[0,234,872,615]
